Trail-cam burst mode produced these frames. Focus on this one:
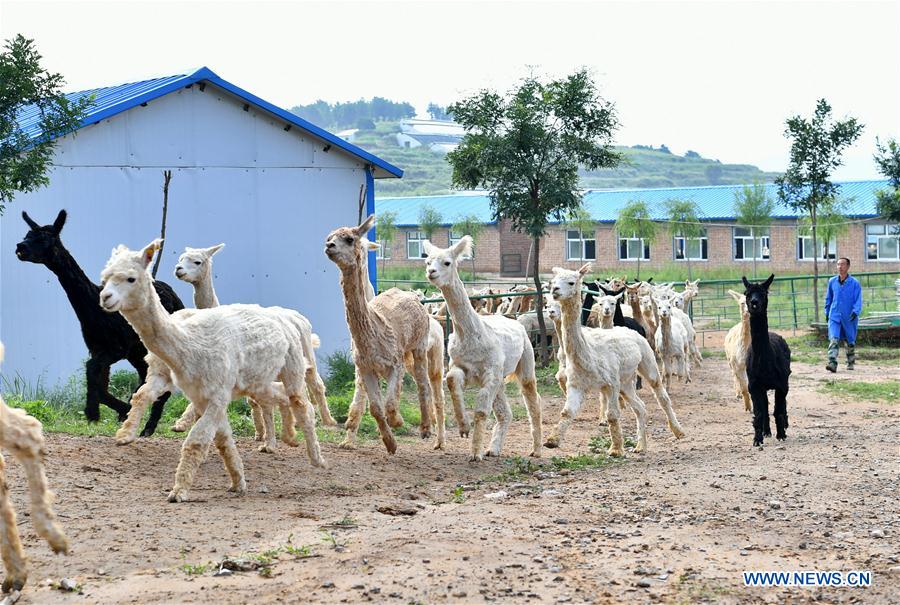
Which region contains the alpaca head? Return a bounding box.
[671,292,686,310]
[607,275,627,292]
[324,215,375,270]
[174,244,225,284]
[596,293,623,321]
[15,210,68,265]
[728,289,749,319]
[742,274,774,317]
[655,295,673,319]
[625,282,642,304]
[550,263,591,302]
[639,295,655,316]
[422,236,472,288]
[99,240,161,313]
[547,300,562,323]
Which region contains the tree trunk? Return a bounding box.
[151,170,172,278]
[811,206,820,323]
[636,254,641,280]
[471,254,476,282]
[532,235,549,367]
[751,227,757,279]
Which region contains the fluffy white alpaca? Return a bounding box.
[724,290,752,412]
[423,237,542,461]
[100,241,324,502]
[338,236,447,450]
[669,292,703,366]
[547,301,567,395]
[325,217,437,455]
[0,343,68,593]
[545,265,685,455]
[654,295,691,388]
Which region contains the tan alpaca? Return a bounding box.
[626,282,656,350]
[724,290,752,412]
[325,216,436,454]
[0,343,68,593]
[424,237,542,461]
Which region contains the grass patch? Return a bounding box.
[483,439,632,483]
[819,380,900,403]
[784,336,900,365]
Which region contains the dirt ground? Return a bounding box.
[4,355,899,604]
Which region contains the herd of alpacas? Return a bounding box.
[1,209,791,592]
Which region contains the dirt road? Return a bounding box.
[5,357,899,604]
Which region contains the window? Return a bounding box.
[618,233,650,261]
[797,233,836,261]
[866,224,900,261]
[376,239,391,260]
[733,227,770,261]
[566,230,596,261]
[407,231,426,259]
[673,229,708,261]
[449,230,473,259]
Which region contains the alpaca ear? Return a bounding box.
[451,235,473,259]
[52,210,67,234]
[615,292,625,302]
[727,290,743,302]
[356,214,376,236]
[422,239,438,257]
[22,211,39,230]
[578,263,592,276]
[365,239,380,252]
[141,239,163,269]
[206,243,225,257]
[763,274,775,289]
[647,277,654,284]
[551,267,566,275]
[742,276,751,289]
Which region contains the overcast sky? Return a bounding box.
[3,0,897,179]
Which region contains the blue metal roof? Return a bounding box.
[14,67,402,179]
[376,180,890,225]
[377,193,495,227]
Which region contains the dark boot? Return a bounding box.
[826,338,839,373]
[847,343,856,370]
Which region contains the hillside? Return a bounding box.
[348,122,780,197]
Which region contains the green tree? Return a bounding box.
[615,200,657,280]
[451,214,485,280]
[873,137,900,229]
[663,198,702,280]
[418,204,443,241]
[563,206,596,262]
[1,35,91,213]
[376,211,397,278]
[447,68,621,365]
[798,197,848,274]
[733,182,775,279]
[775,99,863,322]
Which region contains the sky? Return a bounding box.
[2,0,898,179]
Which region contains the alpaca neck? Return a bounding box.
[660,314,673,350]
[119,287,185,370]
[740,312,750,343]
[629,297,645,322]
[338,261,377,349]
[600,314,614,329]
[44,246,105,326]
[559,295,589,363]
[749,312,770,362]
[438,269,484,340]
[192,276,219,309]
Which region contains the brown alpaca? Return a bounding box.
[0,343,68,593]
[325,215,435,454]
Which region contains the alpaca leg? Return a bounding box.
[360,372,397,455]
[126,352,166,438]
[739,372,752,413]
[116,370,172,445]
[598,389,608,426]
[470,377,502,462]
[97,364,132,421]
[544,386,585,449]
[411,350,433,439]
[384,368,405,429]
[486,390,512,457]
[428,350,446,450]
[305,366,337,427]
[251,403,266,442]
[0,453,27,593]
[277,391,299,448]
[172,402,200,432]
[516,345,543,458]
[643,367,685,439]
[140,391,172,438]
[750,390,768,447]
[774,389,788,441]
[291,396,327,468]
[212,419,246,496]
[168,398,219,503]
[604,386,626,458]
[445,366,470,437]
[556,369,567,396]
[9,446,68,555]
[253,398,278,453]
[340,373,369,449]
[84,357,105,422]
[620,381,648,453]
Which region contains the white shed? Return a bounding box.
[1,67,402,387]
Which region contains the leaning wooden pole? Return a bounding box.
[151,170,172,279]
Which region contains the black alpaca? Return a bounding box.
[742,274,791,446]
[581,279,601,325]
[15,210,185,435]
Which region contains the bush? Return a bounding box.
[324,350,356,394]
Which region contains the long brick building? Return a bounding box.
[375,180,899,276]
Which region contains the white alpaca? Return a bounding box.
[100,241,325,502]
[545,265,685,455]
[547,301,567,395]
[724,290,752,412]
[423,237,542,461]
[593,293,623,329]
[654,295,691,388]
[0,343,69,593]
[669,292,703,367]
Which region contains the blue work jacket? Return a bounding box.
[824,274,862,343]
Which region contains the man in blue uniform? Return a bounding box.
[824,257,862,372]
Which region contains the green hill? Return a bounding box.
[350,122,780,197]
